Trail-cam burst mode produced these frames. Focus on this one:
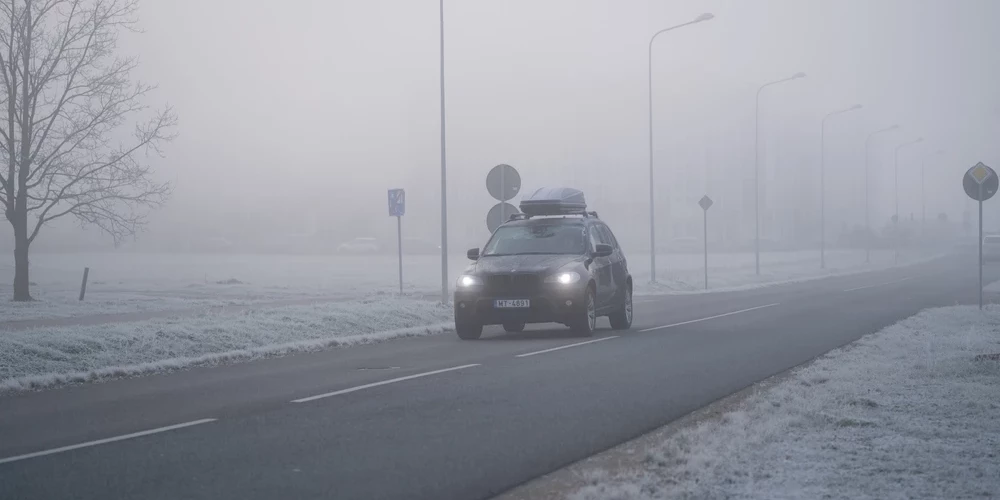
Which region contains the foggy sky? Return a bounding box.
[7,0,1000,253]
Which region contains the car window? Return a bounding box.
[482,224,587,256]
[596,225,618,250]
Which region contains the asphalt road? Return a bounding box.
[1,253,995,500]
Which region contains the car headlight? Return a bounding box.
[544,271,581,285]
[457,275,483,287]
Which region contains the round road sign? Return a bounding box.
[486,164,521,202]
[963,162,998,202]
[486,202,519,233]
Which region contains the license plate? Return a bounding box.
[494,299,530,309]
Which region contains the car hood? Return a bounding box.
[470,254,584,275]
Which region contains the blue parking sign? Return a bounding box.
[388,188,405,217]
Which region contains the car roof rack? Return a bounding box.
[508,210,599,221]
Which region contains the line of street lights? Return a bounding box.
[438,4,935,299]
[894,137,925,264]
[647,13,715,284]
[820,104,863,269]
[864,124,900,263]
[922,149,946,237]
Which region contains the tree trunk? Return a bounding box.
[12,207,31,302]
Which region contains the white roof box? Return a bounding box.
[519,187,587,216]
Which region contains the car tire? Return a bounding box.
[608,285,633,330]
[455,322,483,340]
[503,322,526,333]
[571,287,597,337]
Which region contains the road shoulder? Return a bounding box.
[498,304,1000,500]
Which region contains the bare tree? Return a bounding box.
[0,0,175,301]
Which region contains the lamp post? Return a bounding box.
[820,104,863,269]
[647,12,714,283]
[894,137,924,264]
[439,0,448,304]
[754,72,806,275]
[864,124,900,263]
[921,149,945,239]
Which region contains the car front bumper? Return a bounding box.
[454,284,589,326]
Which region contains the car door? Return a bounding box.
[588,224,614,307]
[599,224,628,302]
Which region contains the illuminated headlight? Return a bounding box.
[544,272,581,285]
[457,275,482,287]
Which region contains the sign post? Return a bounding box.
[699,195,714,290]
[486,164,522,232]
[962,162,998,309]
[388,188,406,295]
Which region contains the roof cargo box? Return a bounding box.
[519,187,587,216]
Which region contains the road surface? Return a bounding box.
[0,254,993,500]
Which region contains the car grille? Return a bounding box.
[485,274,540,295]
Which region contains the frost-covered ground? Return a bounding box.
[0,297,452,393]
[570,306,1000,500]
[1,247,941,321]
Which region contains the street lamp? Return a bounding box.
[820,103,863,269]
[439,0,448,304]
[754,71,806,275]
[647,12,715,283]
[921,149,946,237]
[864,124,900,263]
[893,137,924,264]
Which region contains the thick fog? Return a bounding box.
[6,0,1000,254]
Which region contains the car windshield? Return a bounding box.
[482,224,587,256]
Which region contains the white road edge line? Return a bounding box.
[843,277,913,292]
[639,303,781,333]
[515,336,619,358]
[0,418,217,466]
[291,364,481,403]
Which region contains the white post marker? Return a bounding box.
[962,162,998,310]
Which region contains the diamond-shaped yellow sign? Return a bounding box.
[971,162,992,184]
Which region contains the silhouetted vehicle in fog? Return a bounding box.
[336,237,382,254]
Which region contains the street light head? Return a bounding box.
[850,104,863,111]
[694,13,715,22]
[793,72,807,79]
[916,137,924,143]
[890,124,900,130]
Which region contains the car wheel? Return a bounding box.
[608,285,633,330]
[455,322,483,340]
[571,288,597,337]
[503,322,526,333]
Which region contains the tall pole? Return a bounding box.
[439,0,448,304]
[754,72,806,275]
[647,13,714,283]
[820,104,862,269]
[979,188,984,310]
[820,117,825,268]
[921,159,925,237]
[893,137,923,265]
[864,125,899,263]
[397,216,403,295]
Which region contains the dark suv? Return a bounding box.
[453,188,632,340]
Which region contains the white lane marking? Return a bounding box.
[638,303,780,332]
[291,364,481,403]
[843,277,912,292]
[0,418,217,466]
[515,336,619,358]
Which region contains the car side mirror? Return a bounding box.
[467,248,480,260]
[593,244,613,258]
